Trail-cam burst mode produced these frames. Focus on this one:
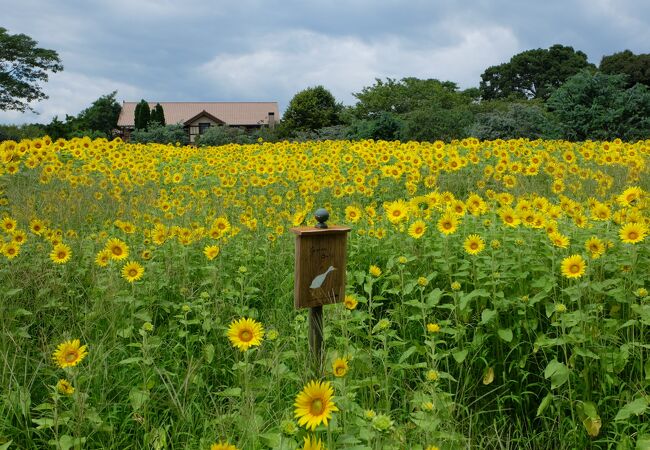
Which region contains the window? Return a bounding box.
[198,122,211,134]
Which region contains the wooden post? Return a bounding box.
[291,209,350,375]
[309,306,324,374]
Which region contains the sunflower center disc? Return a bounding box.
[65,352,77,362]
[241,331,252,342]
[311,399,324,414]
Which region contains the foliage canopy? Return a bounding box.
[479,44,594,100]
[0,27,63,112]
[280,85,342,136]
[547,70,650,141]
[600,50,650,88]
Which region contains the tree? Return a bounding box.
[41,92,121,139]
[151,103,165,126]
[600,50,650,88]
[348,112,404,141]
[134,99,150,130]
[467,102,559,140]
[547,70,650,141]
[75,91,122,137]
[280,86,342,136]
[0,123,46,141]
[351,77,462,118]
[349,77,475,141]
[479,44,594,101]
[134,102,142,129]
[44,116,68,140]
[0,27,63,112]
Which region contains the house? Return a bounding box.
[116,101,279,142]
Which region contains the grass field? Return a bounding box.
[0,136,648,449]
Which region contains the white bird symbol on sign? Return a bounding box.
[310,266,336,289]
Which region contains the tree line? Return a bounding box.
[276,45,650,143]
[1,26,649,143]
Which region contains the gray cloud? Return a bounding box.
[1,0,648,124]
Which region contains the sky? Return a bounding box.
[1,0,649,124]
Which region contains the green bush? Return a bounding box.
[293,124,352,142]
[0,123,47,142]
[547,70,650,141]
[467,103,559,140]
[195,125,255,146]
[130,123,188,145]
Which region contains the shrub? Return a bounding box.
[130,123,188,145]
[195,125,254,146]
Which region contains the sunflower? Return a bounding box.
[1,217,17,234]
[451,200,466,216]
[591,203,610,221]
[561,255,586,279]
[212,217,231,235]
[52,339,88,369]
[619,222,647,244]
[332,357,349,377]
[29,219,45,235]
[344,205,362,223]
[105,238,129,260]
[302,435,325,450]
[294,380,338,431]
[573,214,588,229]
[426,369,439,381]
[437,211,459,235]
[56,379,75,395]
[50,243,72,264]
[549,232,570,249]
[551,179,565,194]
[343,295,358,310]
[227,317,264,351]
[204,245,220,260]
[95,249,111,267]
[408,220,426,239]
[11,230,27,245]
[369,265,382,277]
[383,200,409,224]
[210,442,239,450]
[463,234,485,255]
[617,186,642,207]
[121,261,144,283]
[2,242,20,259]
[585,236,605,258]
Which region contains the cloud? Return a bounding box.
[197,25,519,109]
[0,71,140,124]
[575,0,650,50]
[2,0,649,124]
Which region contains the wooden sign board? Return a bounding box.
[291,226,351,309]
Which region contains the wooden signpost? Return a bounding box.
[291,208,350,374]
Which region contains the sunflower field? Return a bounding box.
[0,136,648,450]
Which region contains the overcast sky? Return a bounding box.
[1,0,649,124]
